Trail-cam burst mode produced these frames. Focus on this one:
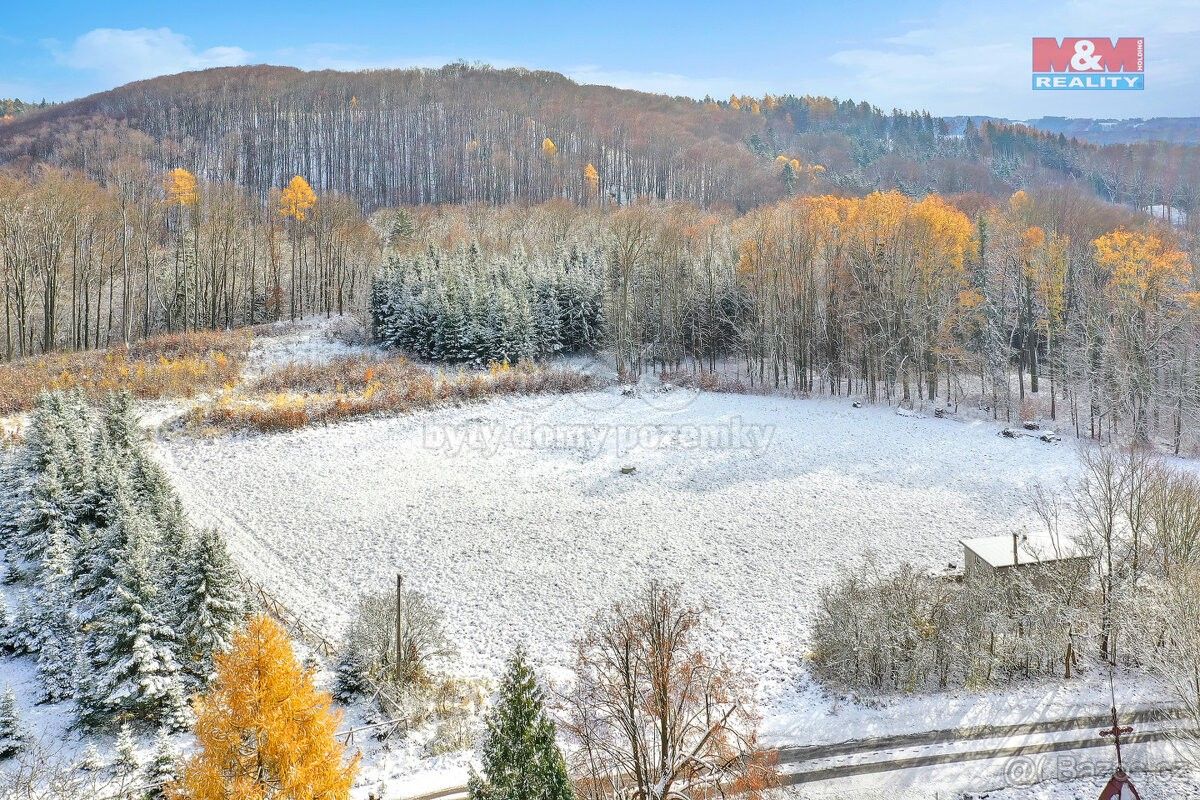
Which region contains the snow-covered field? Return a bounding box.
[139,318,1200,797]
[3,319,1194,798]
[155,365,1171,739]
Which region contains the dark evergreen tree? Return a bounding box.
[36,527,78,702]
[468,648,573,800]
[172,527,244,681]
[4,590,38,656]
[0,686,25,759]
[333,635,373,701]
[75,491,188,730]
[144,727,179,800]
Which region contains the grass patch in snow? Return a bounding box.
[186,354,599,434]
[0,329,251,416]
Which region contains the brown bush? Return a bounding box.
[660,369,754,394]
[0,329,251,415]
[189,355,597,434]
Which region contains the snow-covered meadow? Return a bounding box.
[155,366,1139,741]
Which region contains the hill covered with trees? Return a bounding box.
[1,64,1197,217]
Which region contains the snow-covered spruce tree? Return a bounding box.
[114,722,140,777]
[75,489,188,731]
[15,447,74,585]
[532,281,564,358]
[36,526,79,702]
[101,393,186,533]
[468,648,573,800]
[7,397,74,582]
[144,727,179,799]
[72,464,140,623]
[172,527,245,682]
[333,633,373,701]
[79,743,103,772]
[2,393,71,564]
[5,590,40,656]
[0,452,26,557]
[59,391,100,524]
[0,686,25,759]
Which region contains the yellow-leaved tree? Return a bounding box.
[279,175,317,222]
[541,137,558,157]
[168,615,359,800]
[163,168,199,332]
[583,163,599,194]
[164,168,198,207]
[279,176,318,320]
[1093,228,1193,445]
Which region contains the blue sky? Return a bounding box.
[2,0,1197,118]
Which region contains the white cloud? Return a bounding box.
[822,0,1200,117]
[54,27,252,85]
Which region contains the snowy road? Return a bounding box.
[394,706,1191,800]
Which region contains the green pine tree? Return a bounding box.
[0,686,25,759]
[468,648,573,800]
[333,635,373,701]
[173,527,244,682]
[143,728,179,800]
[75,492,188,730]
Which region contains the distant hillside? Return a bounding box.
[0,64,1196,215]
[0,98,53,123]
[946,115,1200,145]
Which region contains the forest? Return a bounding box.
[371,191,1194,449]
[1,64,1198,215]
[0,64,1197,453]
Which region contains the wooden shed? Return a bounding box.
[961,532,1092,580]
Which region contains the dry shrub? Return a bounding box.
[190,354,596,434]
[660,369,753,394]
[198,393,310,433]
[0,329,251,415]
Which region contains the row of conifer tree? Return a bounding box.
[0,391,245,732]
[370,247,606,365]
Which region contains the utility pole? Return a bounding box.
[395,573,404,684]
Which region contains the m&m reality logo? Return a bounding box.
[1032,37,1144,90]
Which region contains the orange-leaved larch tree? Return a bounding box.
[168,615,359,800]
[164,168,199,207]
[1093,228,1194,445]
[279,176,317,320]
[583,163,599,198]
[280,175,317,222]
[163,168,199,333]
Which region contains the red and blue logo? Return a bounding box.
[1032,37,1144,90]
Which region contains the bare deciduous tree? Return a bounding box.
[561,580,776,800]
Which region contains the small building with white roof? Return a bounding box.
[961,532,1092,580]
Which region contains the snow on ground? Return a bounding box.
[147,317,1197,797]
[791,755,1200,799]
[0,553,197,791]
[244,315,373,378]
[785,721,1196,798]
[154,382,1154,729]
